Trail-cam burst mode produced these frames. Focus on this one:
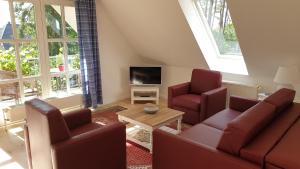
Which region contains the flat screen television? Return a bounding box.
[130,66,161,85]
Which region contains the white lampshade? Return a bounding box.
[274,66,300,87]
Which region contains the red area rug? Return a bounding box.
[93,106,152,168]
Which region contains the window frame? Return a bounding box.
[193,0,242,60]
[41,1,81,98]
[0,0,46,102]
[178,0,248,75]
[0,0,81,105]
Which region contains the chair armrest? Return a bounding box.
[62,108,92,130]
[52,122,126,169]
[168,82,190,108]
[153,129,259,169]
[201,87,227,121]
[229,95,259,112]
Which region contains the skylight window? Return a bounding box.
[195,0,242,56]
[178,0,248,75]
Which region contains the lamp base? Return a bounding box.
[276,84,294,90]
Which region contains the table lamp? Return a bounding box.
[273,66,300,90]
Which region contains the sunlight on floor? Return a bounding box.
[0,162,24,169]
[0,149,11,163]
[0,148,24,169]
[8,127,24,141]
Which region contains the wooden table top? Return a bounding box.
[117,105,184,127]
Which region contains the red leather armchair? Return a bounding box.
[168,69,227,124]
[24,99,126,169]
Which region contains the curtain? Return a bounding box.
[75,0,102,108]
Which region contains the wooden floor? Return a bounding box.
[0,98,186,169]
[0,124,27,169]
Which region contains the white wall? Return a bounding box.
[98,0,300,98]
[94,0,300,103]
[96,1,143,104]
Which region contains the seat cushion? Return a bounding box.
[203,108,241,130]
[217,101,276,155]
[70,122,103,137]
[172,94,201,111]
[266,119,300,169]
[240,103,300,165]
[264,88,295,113]
[179,123,223,148]
[190,69,221,94]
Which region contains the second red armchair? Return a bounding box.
[168,69,227,125]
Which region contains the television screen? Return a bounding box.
[130,67,161,85]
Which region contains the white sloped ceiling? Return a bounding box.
[99,0,208,68]
[99,0,300,90]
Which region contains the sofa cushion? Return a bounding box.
[217,101,276,155]
[264,88,295,113]
[203,108,241,130]
[70,122,103,137]
[190,69,221,94]
[172,94,201,111]
[179,123,223,148]
[240,103,300,165]
[266,119,300,169]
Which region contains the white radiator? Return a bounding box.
[222,80,259,99]
[3,94,83,123]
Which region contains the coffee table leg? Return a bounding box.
[149,129,153,153]
[177,117,182,133]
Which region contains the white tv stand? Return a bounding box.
[131,86,159,105]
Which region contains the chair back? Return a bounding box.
[25,99,70,169]
[190,69,222,94]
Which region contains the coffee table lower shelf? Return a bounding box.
[125,125,180,153]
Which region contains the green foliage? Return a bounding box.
[45,5,62,38]
[0,47,16,72]
[14,2,36,39]
[223,23,238,41]
[72,54,80,70]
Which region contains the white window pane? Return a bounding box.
[48,42,65,73]
[14,2,37,39]
[50,75,67,97]
[0,43,17,80]
[0,0,13,40]
[65,6,78,38]
[67,42,80,71]
[69,73,81,94]
[23,79,42,101]
[45,5,63,39]
[0,82,20,108]
[20,43,40,76]
[196,0,241,55]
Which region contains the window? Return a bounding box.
[44,4,81,97]
[0,0,81,109]
[195,0,241,56]
[178,0,248,75]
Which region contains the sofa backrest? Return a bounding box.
[264,88,295,113]
[190,69,222,94]
[217,101,276,155]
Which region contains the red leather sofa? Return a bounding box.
[168,69,227,125]
[24,99,126,169]
[153,88,300,169]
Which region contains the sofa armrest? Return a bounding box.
[201,87,227,121]
[52,122,126,169]
[168,82,190,108]
[229,95,259,112]
[153,129,260,169]
[62,108,92,130]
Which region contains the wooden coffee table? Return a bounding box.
[117,106,184,153]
